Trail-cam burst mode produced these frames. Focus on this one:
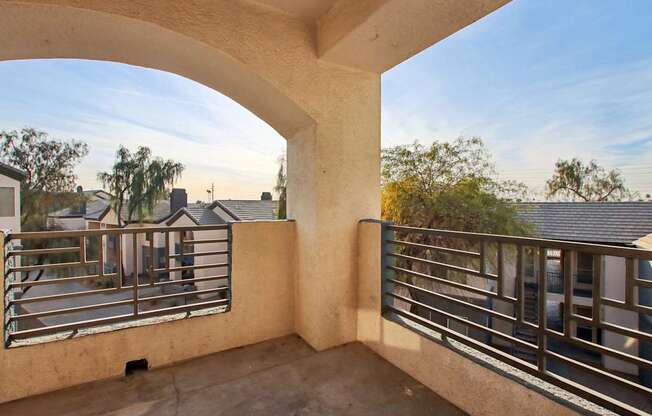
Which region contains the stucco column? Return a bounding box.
[287,74,381,351]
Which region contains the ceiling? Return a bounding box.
[250,0,339,21]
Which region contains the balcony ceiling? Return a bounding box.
[252,0,339,21]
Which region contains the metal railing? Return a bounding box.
[381,223,652,416]
[3,224,231,345]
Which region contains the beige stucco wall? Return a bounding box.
[356,220,580,416]
[0,0,380,351]
[0,220,295,403]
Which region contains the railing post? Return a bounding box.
[132,232,139,318]
[537,246,548,373]
[563,249,573,338]
[226,222,233,312]
[381,221,396,313]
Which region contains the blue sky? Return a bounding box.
[1,0,651,201]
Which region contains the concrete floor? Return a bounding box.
[0,335,466,416]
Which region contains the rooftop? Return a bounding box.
[514,201,652,245]
[0,335,465,416]
[0,161,27,181]
[213,199,279,221]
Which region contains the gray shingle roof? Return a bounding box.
[214,200,278,221]
[514,202,652,245]
[0,161,26,181]
[186,204,226,225]
[49,190,111,219]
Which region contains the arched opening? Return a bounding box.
[0,1,314,140]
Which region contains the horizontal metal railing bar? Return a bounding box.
[387,278,516,323]
[635,278,652,289]
[8,260,98,274]
[385,239,481,258]
[385,292,535,350]
[7,246,81,257]
[137,298,229,318]
[570,313,652,344]
[8,313,136,339]
[8,286,133,306]
[546,349,652,396]
[388,252,498,279]
[388,265,514,304]
[545,330,652,371]
[543,369,646,416]
[387,225,652,260]
[169,250,229,259]
[9,299,134,321]
[182,238,228,244]
[161,262,229,273]
[8,298,230,340]
[601,297,652,316]
[6,273,117,289]
[137,286,228,303]
[8,224,228,240]
[149,274,229,287]
[385,307,645,416]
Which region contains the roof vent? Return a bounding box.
[261,192,272,201]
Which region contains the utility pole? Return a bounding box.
[206,183,215,202]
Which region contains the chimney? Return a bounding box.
[170,188,188,213]
[261,191,272,201]
[77,185,86,216]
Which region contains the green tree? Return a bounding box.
[274,154,287,220]
[382,137,530,289]
[382,137,529,235]
[0,128,88,231]
[98,146,184,226]
[545,158,635,202]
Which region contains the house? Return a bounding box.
[515,202,652,380]
[46,188,278,295]
[0,161,26,233]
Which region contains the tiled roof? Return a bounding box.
[0,161,26,181]
[186,204,227,225]
[49,191,111,219]
[514,202,652,245]
[214,200,278,221]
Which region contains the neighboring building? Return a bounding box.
[515,202,652,379]
[0,162,26,233]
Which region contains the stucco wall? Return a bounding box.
[0,220,295,403]
[356,220,580,416]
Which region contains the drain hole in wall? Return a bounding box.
[125,359,149,376]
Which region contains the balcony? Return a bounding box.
[2,220,651,416]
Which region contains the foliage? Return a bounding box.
[545,158,635,202]
[0,128,88,231]
[381,137,530,235]
[98,146,184,226]
[274,153,287,220]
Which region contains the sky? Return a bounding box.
[1,0,651,201]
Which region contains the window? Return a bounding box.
[577,252,593,284]
[0,187,15,217]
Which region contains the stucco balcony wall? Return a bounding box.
[355,220,582,416]
[0,221,295,403]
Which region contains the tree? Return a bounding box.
[274,154,287,220]
[382,137,530,304]
[382,137,529,235]
[0,128,88,231]
[98,146,184,226]
[545,158,635,202]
